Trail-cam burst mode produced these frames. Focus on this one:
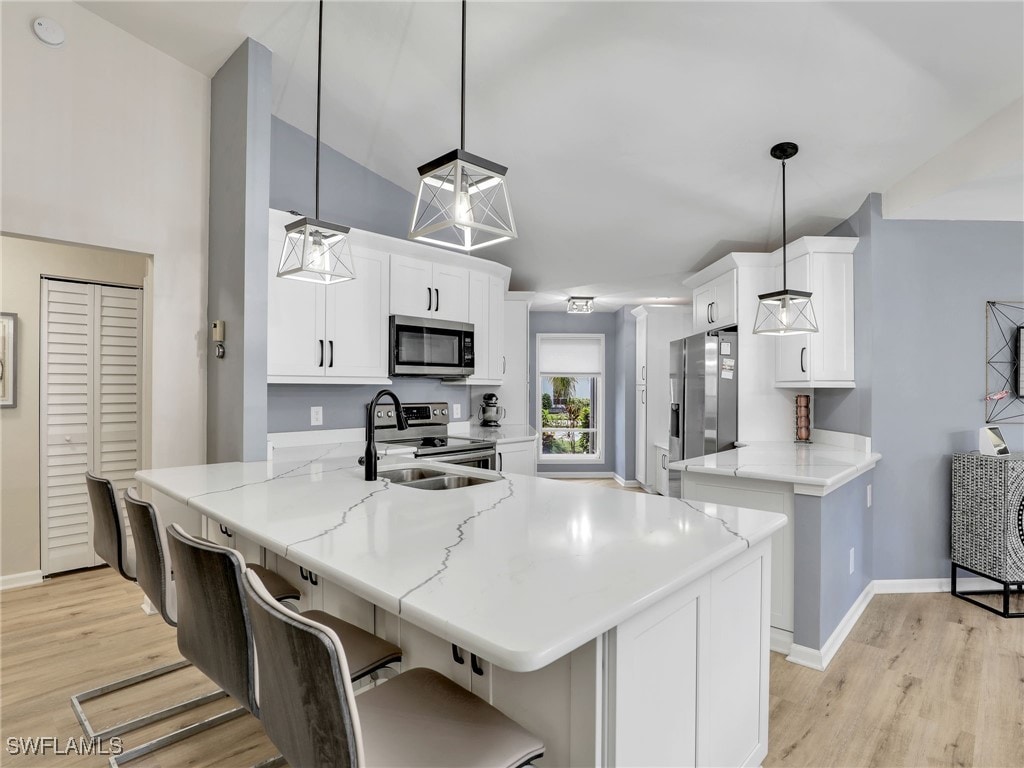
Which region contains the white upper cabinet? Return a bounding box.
[267,210,390,383]
[774,237,857,388]
[464,272,507,383]
[692,270,737,332]
[635,312,648,385]
[390,254,469,322]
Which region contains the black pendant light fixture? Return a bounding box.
[753,142,818,335]
[409,0,516,252]
[277,0,356,284]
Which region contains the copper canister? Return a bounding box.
[795,394,812,443]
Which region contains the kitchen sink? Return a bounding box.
[378,467,497,490]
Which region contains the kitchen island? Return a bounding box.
[137,442,785,767]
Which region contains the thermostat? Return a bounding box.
[33,17,66,48]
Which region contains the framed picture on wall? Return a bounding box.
[0,312,17,408]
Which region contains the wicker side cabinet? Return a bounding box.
[951,451,1024,617]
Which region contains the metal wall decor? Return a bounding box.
[753,142,819,336]
[985,300,1024,424]
[409,0,516,252]
[0,312,16,408]
[277,0,356,285]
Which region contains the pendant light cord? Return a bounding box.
[460,0,467,150]
[315,0,324,219]
[781,157,787,290]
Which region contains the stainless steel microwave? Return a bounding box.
[389,315,475,378]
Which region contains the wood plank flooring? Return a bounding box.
[2,567,1022,767]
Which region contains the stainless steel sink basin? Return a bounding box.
[378,466,497,490]
[378,467,449,483]
[400,474,496,491]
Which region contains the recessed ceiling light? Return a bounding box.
[567,297,595,314]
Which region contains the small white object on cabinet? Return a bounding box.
[268,210,391,384]
[774,237,857,388]
[390,253,470,323]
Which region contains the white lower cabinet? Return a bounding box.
[264,553,375,630]
[497,438,537,476]
[636,386,648,485]
[203,517,262,564]
[654,445,670,496]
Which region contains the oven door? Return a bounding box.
[429,449,496,471]
[390,315,475,378]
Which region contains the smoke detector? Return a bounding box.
[33,17,66,48]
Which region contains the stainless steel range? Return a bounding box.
[373,401,496,470]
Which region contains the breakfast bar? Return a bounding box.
[137,442,785,767]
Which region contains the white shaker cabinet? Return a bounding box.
[692,270,737,333]
[390,253,469,323]
[654,445,670,497]
[466,273,506,384]
[497,438,537,476]
[774,237,857,388]
[497,295,532,425]
[636,385,648,485]
[267,210,390,383]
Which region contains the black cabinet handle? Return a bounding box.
[218,524,233,538]
[800,347,807,373]
[328,340,334,368]
[318,339,324,368]
[452,644,465,664]
[435,288,440,313]
[299,567,308,582]
[427,286,432,311]
[498,453,503,472]
[309,571,318,586]
[470,653,484,676]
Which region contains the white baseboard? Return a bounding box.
[612,473,641,488]
[537,471,615,479]
[0,570,44,591]
[770,627,793,655]
[873,576,989,594]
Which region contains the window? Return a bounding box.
[536,334,604,461]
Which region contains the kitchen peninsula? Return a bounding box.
[138,442,785,767]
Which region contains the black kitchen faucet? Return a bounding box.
[364,390,409,481]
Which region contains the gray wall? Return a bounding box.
[268,380,471,432]
[816,193,1024,580]
[793,471,874,649]
[207,39,272,462]
[270,116,416,240]
[529,311,621,474]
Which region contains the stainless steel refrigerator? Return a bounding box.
[668,330,738,497]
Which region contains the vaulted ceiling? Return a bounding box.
[82,1,1024,307]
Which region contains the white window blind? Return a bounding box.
[537,335,603,373]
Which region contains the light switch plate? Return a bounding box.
[310,406,323,426]
[453,403,462,419]
[867,484,872,508]
[849,547,855,575]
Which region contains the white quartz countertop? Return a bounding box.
[137,442,785,672]
[448,422,537,443]
[669,433,880,494]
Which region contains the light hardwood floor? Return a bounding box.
[551,477,649,494]
[2,569,1022,767]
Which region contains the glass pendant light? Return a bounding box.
[409,0,516,252]
[753,142,818,335]
[277,0,355,285]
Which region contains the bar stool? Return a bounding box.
[243,569,545,768]
[72,475,222,744]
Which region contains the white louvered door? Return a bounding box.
[40,280,142,575]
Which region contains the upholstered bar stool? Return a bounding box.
[72,475,222,744]
[244,569,545,768]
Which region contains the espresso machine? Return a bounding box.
[478,393,505,427]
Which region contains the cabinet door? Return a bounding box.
[636,386,647,484]
[775,252,811,383]
[655,447,670,496]
[497,440,537,476]
[488,277,505,382]
[390,254,434,319]
[466,272,491,381]
[396,619,473,689]
[692,282,714,333]
[501,300,530,424]
[268,211,327,378]
[321,579,375,633]
[636,314,648,385]
[810,254,855,382]
[265,553,322,613]
[325,247,389,379]
[432,263,470,322]
[710,271,737,328]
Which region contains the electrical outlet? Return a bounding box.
[452,403,462,419]
[310,406,323,426]
[867,484,872,508]
[849,547,855,575]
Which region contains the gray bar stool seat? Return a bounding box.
[244,570,544,768]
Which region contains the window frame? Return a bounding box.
[536,333,605,463]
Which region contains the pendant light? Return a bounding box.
[566,297,595,314]
[277,0,356,284]
[409,0,516,252]
[752,142,818,335]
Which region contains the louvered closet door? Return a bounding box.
[40,280,142,575]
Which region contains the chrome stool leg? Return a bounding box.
[107,705,247,767]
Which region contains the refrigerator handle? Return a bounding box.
[670,403,680,439]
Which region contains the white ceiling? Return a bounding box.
[81,1,1024,304]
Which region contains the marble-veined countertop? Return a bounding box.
[137,442,785,672]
